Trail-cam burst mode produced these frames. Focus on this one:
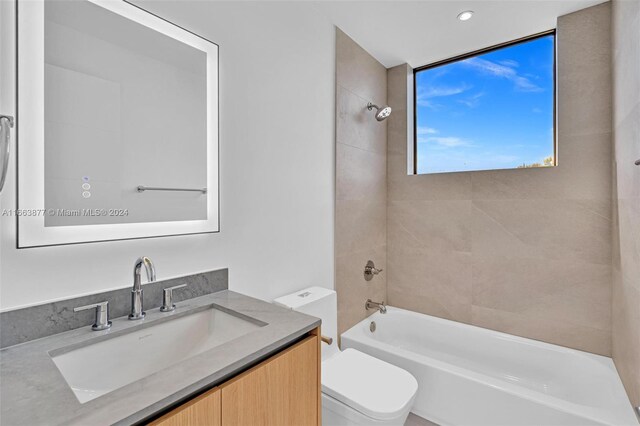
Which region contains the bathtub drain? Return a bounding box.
[370,321,376,332]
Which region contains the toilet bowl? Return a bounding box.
[274,287,418,426]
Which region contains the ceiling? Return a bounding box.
[312,0,608,68]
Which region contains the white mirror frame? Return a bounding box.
[17,0,219,248]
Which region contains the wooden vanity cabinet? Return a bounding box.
[149,387,222,426]
[149,329,320,426]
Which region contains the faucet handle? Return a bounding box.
[364,260,383,281]
[74,301,112,331]
[160,284,187,312]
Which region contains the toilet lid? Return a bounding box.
[322,348,418,421]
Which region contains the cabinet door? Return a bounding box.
[221,335,319,426]
[149,387,221,426]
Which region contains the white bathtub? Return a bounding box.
[341,307,638,426]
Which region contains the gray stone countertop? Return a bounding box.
[0,290,320,426]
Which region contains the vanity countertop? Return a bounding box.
[0,290,321,426]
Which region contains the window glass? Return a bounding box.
[414,33,555,174]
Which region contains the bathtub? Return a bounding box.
[341,307,638,426]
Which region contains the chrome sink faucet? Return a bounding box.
[365,299,387,314]
[129,256,156,320]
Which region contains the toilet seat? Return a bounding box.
[322,348,418,421]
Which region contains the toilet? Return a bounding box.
[274,287,418,426]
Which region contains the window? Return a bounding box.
[413,31,556,174]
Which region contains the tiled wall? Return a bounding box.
[335,29,388,335]
[611,0,640,408]
[386,3,613,356]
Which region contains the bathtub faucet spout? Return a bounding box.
[365,299,387,314]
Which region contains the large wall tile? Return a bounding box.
[335,29,387,336]
[388,200,472,252]
[335,198,386,257]
[612,0,640,126]
[336,142,386,202]
[386,64,411,155]
[336,28,387,105]
[472,133,612,201]
[472,257,611,333]
[388,245,472,322]
[614,104,640,198]
[471,305,611,356]
[612,0,640,407]
[386,4,613,358]
[336,85,387,154]
[557,2,612,137]
[611,270,640,405]
[472,199,611,265]
[557,132,613,200]
[471,167,566,200]
[557,69,611,137]
[387,111,408,155]
[388,287,472,324]
[336,244,387,335]
[470,203,539,259]
[617,199,640,283]
[388,160,473,200]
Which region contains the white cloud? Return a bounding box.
[461,57,543,92]
[458,92,485,108]
[416,98,444,110]
[463,57,515,77]
[416,83,472,109]
[499,59,519,68]
[425,136,472,148]
[422,83,472,98]
[417,126,438,135]
[514,76,542,92]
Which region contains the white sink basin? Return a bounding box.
[51,306,264,403]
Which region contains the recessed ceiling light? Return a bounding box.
[457,10,474,21]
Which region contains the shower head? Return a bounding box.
[367,102,392,121]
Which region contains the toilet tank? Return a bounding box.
[274,287,338,360]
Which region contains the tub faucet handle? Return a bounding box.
[364,260,383,281]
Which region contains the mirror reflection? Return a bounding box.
[43,0,208,226]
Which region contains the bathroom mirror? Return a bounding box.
[16,0,219,247]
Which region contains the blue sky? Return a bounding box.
[415,34,555,174]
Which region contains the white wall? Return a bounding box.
[0,1,336,310]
